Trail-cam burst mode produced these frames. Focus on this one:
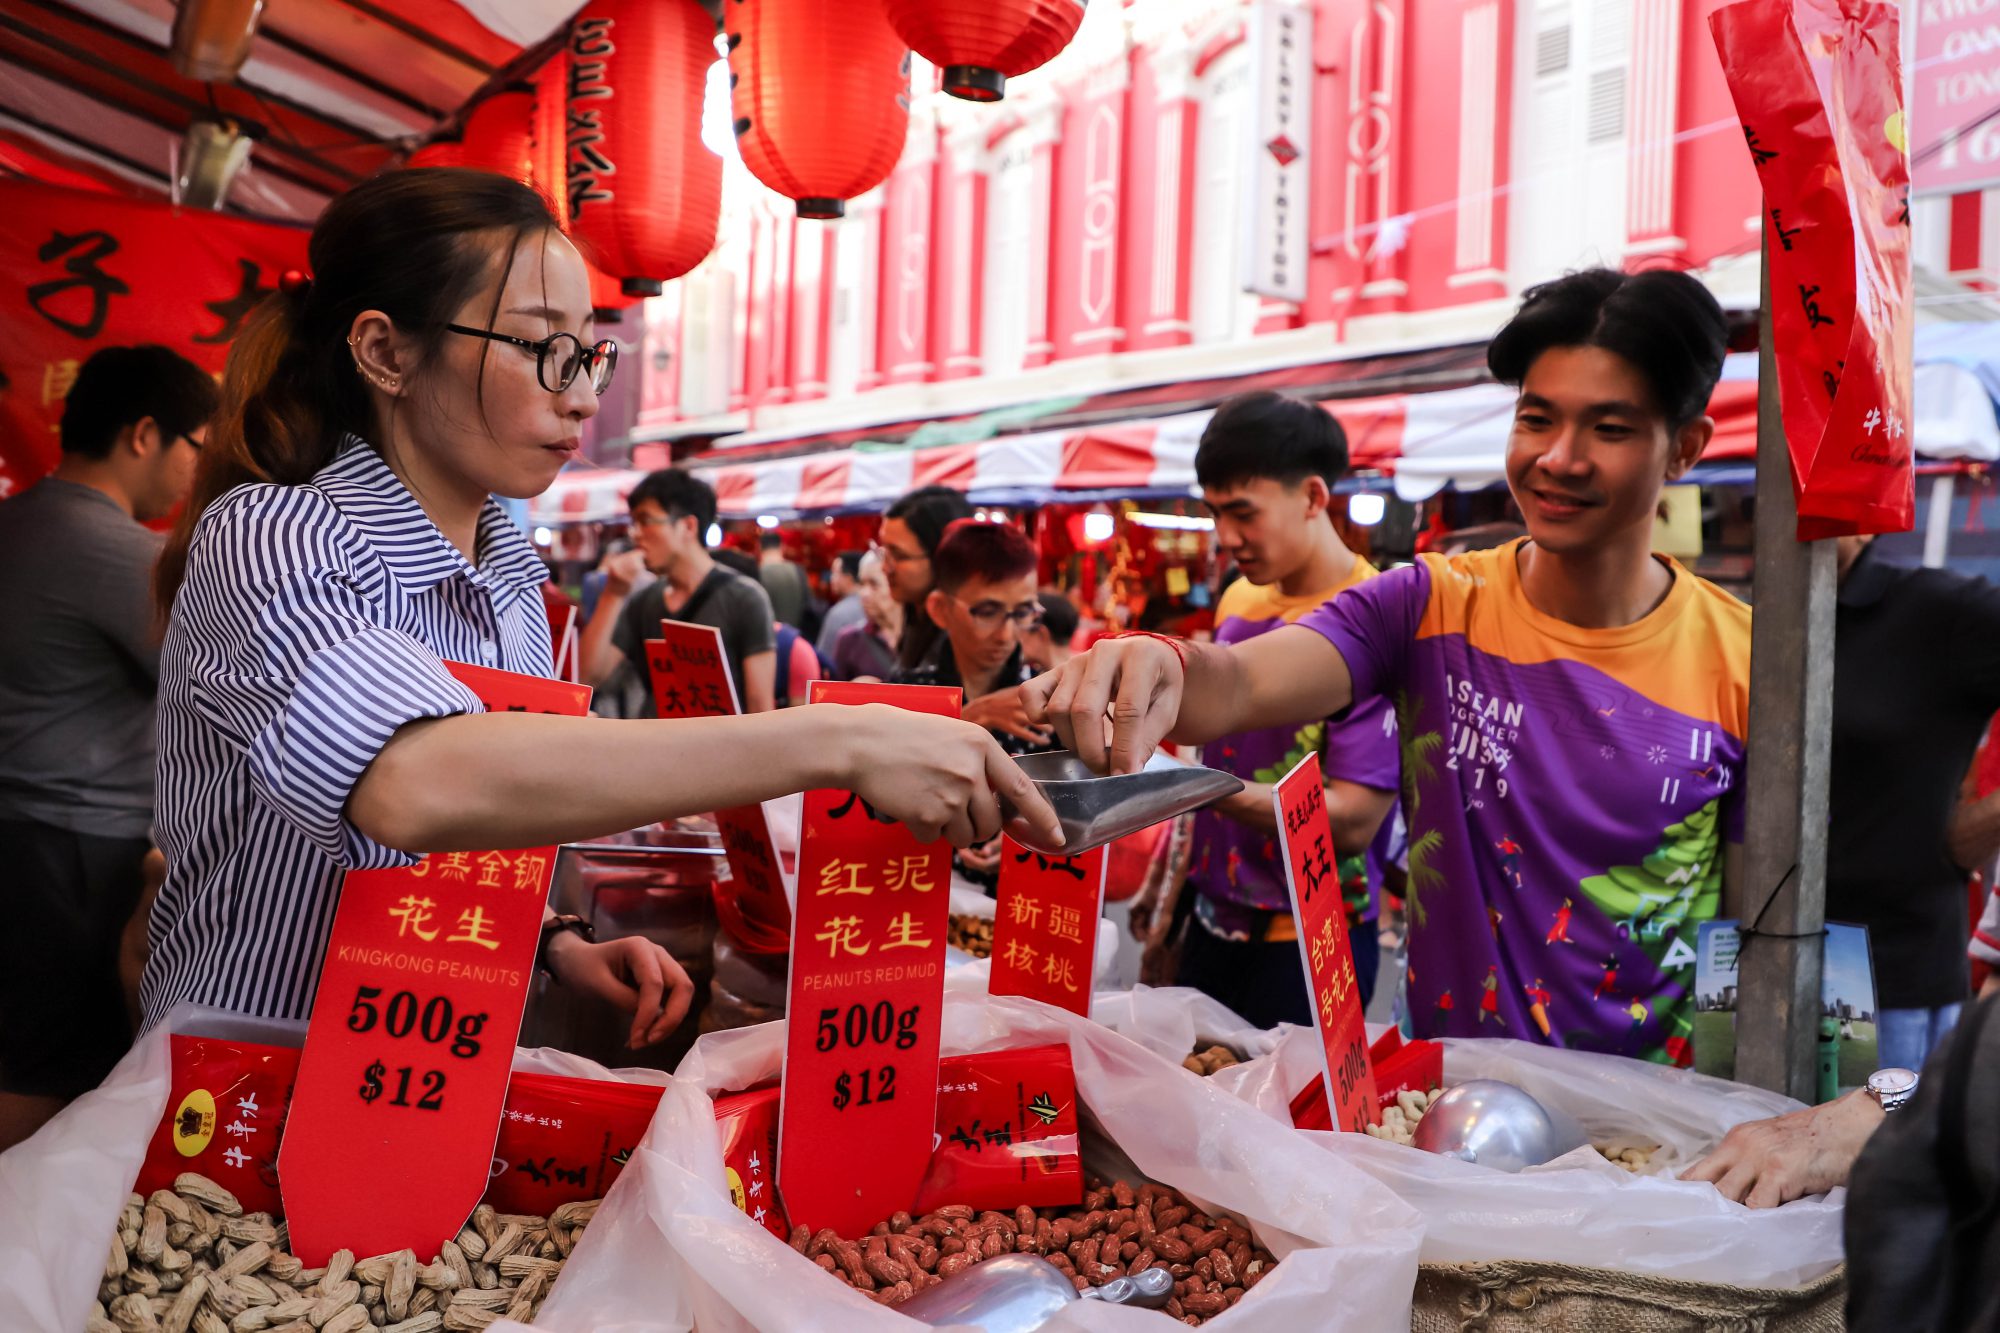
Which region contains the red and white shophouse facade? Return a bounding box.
[537,0,1999,524]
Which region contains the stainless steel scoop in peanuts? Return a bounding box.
[898,1254,1174,1331]
[1003,751,1243,856]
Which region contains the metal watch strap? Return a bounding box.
[1866,1068,1920,1113]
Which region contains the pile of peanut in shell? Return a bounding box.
[92,1173,594,1333]
[791,1178,1278,1325]
[1181,1045,1241,1077]
[947,913,994,959]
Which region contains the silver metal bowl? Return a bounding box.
[1005,751,1243,856]
[1411,1079,1586,1173]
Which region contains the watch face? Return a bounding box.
[1868,1068,1919,1097]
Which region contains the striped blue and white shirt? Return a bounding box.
[144,437,552,1028]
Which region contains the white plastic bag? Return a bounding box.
[1209,1027,1845,1288]
[0,1005,669,1332]
[531,991,1425,1333]
[1084,985,1283,1064]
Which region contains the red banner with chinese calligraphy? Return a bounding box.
[0,180,308,500]
[280,662,589,1265]
[1274,753,1378,1134]
[644,621,791,949]
[1711,0,1913,539]
[988,841,1106,1016]
[777,680,959,1235]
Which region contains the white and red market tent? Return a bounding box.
[531,344,2000,525]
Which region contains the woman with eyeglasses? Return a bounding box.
[147,169,1060,1046]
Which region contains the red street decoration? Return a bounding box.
[566,0,723,296]
[280,662,589,1266]
[1273,753,1378,1134]
[1711,0,1913,539]
[882,0,1084,103]
[725,0,911,220]
[778,680,958,1234]
[0,180,307,501]
[988,840,1105,1015]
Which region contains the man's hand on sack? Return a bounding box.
[1681,1090,1884,1208]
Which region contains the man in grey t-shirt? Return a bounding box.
[0,345,214,1148]
[578,469,777,716]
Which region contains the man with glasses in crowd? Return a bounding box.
[880,485,1052,748]
[0,344,215,1150]
[896,519,1057,885]
[580,468,778,715]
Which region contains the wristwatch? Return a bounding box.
[536,913,597,979]
[1864,1067,1920,1112]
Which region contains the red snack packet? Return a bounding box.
[714,1084,788,1239]
[912,1043,1081,1214]
[486,1073,667,1216]
[136,1034,302,1217]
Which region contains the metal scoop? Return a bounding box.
[1411,1080,1590,1173]
[1004,751,1243,856]
[899,1254,1173,1331]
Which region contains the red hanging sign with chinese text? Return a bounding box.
[1274,752,1378,1134]
[987,841,1105,1016]
[777,680,959,1235]
[644,621,791,948]
[1711,0,1913,539]
[0,180,308,501]
[280,662,589,1265]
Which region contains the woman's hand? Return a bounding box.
[832,705,1064,851]
[547,933,695,1050]
[1022,636,1185,775]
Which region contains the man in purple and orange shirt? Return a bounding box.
[1177,393,1399,1027]
[1029,269,1748,1064]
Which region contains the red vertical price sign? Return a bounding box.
[777,680,960,1235]
[645,622,790,946]
[1274,752,1379,1133]
[988,841,1106,1016]
[281,662,589,1265]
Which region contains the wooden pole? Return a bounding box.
[1733,232,1836,1101]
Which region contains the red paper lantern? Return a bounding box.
[405,141,464,169]
[726,0,910,220]
[459,90,539,184]
[530,51,571,228]
[566,0,722,297]
[883,0,1084,102]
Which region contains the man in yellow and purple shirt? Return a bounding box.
[1029,268,1748,1064]
[1180,393,1399,1028]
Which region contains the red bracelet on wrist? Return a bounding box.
[1111,631,1189,675]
